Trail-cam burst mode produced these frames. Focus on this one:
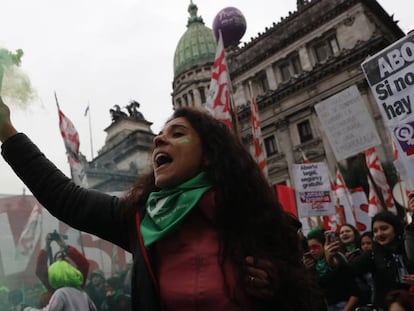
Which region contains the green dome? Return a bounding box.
[173,2,217,78]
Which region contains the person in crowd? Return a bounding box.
[36,232,90,307]
[85,270,106,311]
[338,224,375,308]
[351,211,414,310]
[21,258,96,310]
[360,231,374,253]
[304,228,359,311]
[385,289,414,311]
[101,275,131,311]
[0,98,322,311]
[338,223,361,261]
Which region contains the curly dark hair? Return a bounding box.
[124,107,323,310]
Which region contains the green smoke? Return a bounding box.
[0,47,36,106]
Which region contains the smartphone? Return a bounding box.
[324,230,338,244]
[303,252,313,260]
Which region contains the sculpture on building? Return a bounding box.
[109,105,128,122]
[126,100,144,121]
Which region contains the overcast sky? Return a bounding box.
[0,0,413,195]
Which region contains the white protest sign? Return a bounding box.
[362,32,414,189]
[315,85,381,161]
[292,162,335,218]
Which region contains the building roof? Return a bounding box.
[173,1,217,78]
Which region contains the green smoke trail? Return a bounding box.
[0,47,36,106]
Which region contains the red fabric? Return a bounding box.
[35,249,52,290]
[65,246,90,287]
[155,191,253,310]
[275,185,298,217]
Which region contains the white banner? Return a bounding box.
[315,85,381,161]
[362,32,414,190]
[293,162,335,218]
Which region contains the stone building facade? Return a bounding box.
[172,0,406,186]
[84,101,154,192]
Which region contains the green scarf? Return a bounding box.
[140,172,212,247]
[345,243,357,253]
[316,258,329,277]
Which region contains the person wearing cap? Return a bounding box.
[21,258,97,311]
[35,233,90,308]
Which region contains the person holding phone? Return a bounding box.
[350,211,414,310]
[305,228,359,311]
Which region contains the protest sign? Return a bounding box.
[362,32,414,189]
[315,85,381,161]
[292,162,335,218]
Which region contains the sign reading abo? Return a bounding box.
[362,32,414,189]
[292,162,335,218]
[315,85,380,161]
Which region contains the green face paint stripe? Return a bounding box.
[178,138,192,144]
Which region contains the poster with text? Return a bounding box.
[293,162,335,218]
[315,85,381,161]
[362,32,414,189]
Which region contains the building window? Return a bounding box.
[297,120,313,143]
[313,34,340,62]
[257,73,269,94]
[264,135,278,156]
[198,87,206,104]
[279,53,302,82]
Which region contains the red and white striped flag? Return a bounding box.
[14,204,42,271]
[365,147,396,215]
[250,96,268,178]
[335,169,356,226]
[55,93,88,187]
[206,31,233,129]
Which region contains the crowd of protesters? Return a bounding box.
[0,232,132,311]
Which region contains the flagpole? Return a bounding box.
[220,29,241,140]
[54,92,86,256]
[87,102,94,159]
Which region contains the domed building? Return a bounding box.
[172,1,217,109]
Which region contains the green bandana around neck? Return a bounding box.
[140,172,212,247]
[316,258,329,277]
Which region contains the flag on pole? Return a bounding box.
[14,204,42,271]
[84,104,90,117]
[55,93,88,187]
[335,169,356,226]
[250,93,268,178]
[365,147,396,215]
[206,31,233,129]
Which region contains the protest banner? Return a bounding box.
[292,162,335,218]
[361,32,414,189]
[315,85,381,161]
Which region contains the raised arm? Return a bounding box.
[0,96,18,142]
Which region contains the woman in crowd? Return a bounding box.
[351,211,414,310]
[303,228,359,311]
[0,98,321,311]
[360,231,374,253]
[338,223,361,260]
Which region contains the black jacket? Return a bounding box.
[1,133,160,310]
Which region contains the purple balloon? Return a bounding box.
[213,7,247,47]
